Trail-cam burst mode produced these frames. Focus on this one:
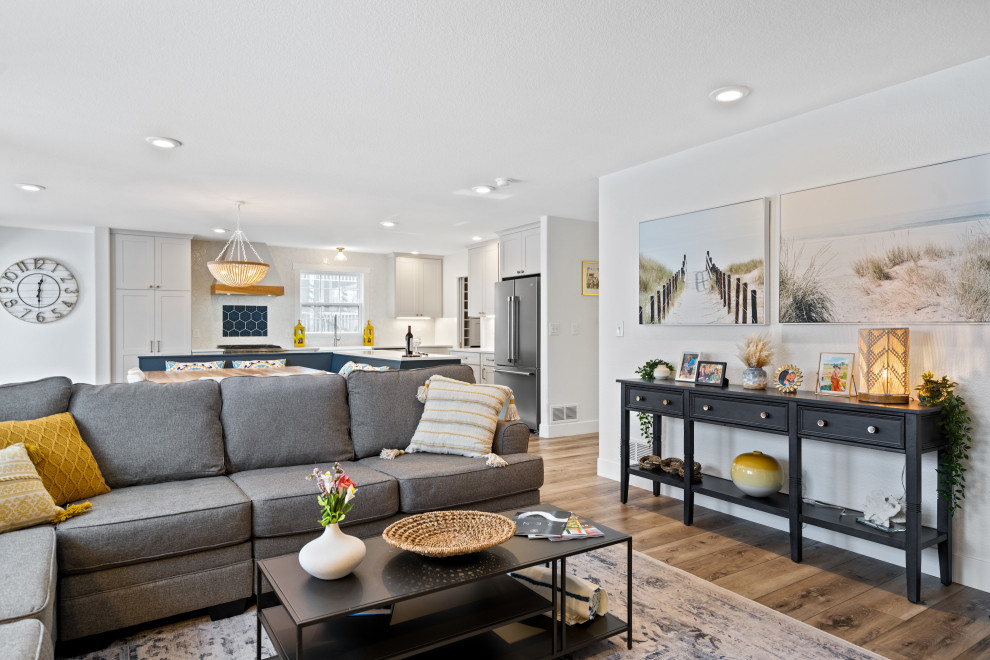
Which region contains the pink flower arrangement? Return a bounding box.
[305,463,357,526]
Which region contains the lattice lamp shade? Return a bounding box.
[856,328,910,404]
[207,259,269,288]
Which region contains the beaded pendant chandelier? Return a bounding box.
[208,202,269,287]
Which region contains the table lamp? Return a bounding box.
[856,328,910,404]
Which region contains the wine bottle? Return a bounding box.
[405,325,413,356]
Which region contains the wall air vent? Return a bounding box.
[551,404,578,422]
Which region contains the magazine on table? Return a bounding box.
[547,514,605,542]
[513,509,570,538]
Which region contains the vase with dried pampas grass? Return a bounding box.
[738,331,774,389]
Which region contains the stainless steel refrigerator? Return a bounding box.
[494,276,540,431]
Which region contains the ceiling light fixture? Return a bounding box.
[709,86,751,103]
[411,251,420,255]
[471,236,483,241]
[213,228,228,234]
[145,136,183,149]
[15,183,46,192]
[494,177,512,188]
[380,220,397,227]
[472,185,495,194]
[207,202,269,287]
[334,247,348,262]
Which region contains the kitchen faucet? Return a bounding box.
[333,314,340,346]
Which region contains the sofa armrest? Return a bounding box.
[492,420,532,454]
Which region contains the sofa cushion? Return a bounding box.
[229,462,398,537]
[406,375,511,458]
[221,374,354,472]
[0,526,56,632]
[357,453,544,513]
[346,365,476,459]
[0,414,109,506]
[68,381,226,488]
[55,476,250,574]
[0,444,67,534]
[0,377,71,423]
[0,619,52,660]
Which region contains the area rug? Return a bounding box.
[64,545,883,660]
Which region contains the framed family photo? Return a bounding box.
[695,361,727,387]
[582,261,599,296]
[816,352,854,396]
[676,351,702,382]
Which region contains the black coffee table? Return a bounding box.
[255,504,632,659]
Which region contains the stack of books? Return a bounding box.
[513,510,604,541]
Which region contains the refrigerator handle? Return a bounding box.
[511,295,520,362]
[506,296,514,362]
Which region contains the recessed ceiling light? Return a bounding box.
[411,251,420,255]
[472,185,495,194]
[709,86,751,103]
[213,228,228,234]
[145,136,183,149]
[471,236,483,241]
[15,183,46,192]
[380,220,397,227]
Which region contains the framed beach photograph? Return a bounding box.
[676,351,702,382]
[582,261,599,296]
[639,198,768,325]
[816,352,854,396]
[694,361,727,387]
[779,152,990,323]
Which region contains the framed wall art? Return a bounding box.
[639,198,768,325]
[779,152,990,323]
[816,352,854,396]
[582,260,599,296]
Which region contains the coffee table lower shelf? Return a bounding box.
[260,574,563,660]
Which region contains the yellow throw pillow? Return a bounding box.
[0,413,110,506]
[406,375,512,458]
[0,443,90,533]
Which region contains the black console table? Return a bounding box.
[617,378,950,603]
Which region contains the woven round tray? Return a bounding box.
[382,510,517,557]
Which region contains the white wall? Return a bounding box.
[191,241,438,349]
[541,216,599,437]
[0,226,106,384]
[599,56,990,591]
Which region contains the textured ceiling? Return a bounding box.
[1,1,989,254]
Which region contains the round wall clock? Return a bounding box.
[0,257,79,324]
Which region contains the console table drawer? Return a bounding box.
[799,408,903,448]
[691,395,787,431]
[626,388,683,415]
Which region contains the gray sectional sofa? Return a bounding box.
[0,364,542,658]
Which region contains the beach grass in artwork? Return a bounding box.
[639,199,767,325]
[780,153,990,323]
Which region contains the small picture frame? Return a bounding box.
[774,364,803,393]
[694,361,727,387]
[816,352,854,397]
[676,351,702,382]
[582,261,599,296]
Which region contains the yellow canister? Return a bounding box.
[730,451,783,498]
[293,320,305,348]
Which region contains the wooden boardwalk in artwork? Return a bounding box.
[663,268,729,324]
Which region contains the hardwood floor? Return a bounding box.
[534,432,990,659]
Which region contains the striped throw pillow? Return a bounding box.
[406,375,512,458]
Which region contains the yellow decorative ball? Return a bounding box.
[730,451,783,497]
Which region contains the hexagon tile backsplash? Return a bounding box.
[222,305,268,337]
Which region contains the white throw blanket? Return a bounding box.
[508,565,609,625]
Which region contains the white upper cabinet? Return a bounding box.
[499,224,540,278]
[115,233,191,290]
[393,255,442,318]
[467,241,499,316]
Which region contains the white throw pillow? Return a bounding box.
[406,375,512,458]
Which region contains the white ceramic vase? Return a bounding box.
[298,523,367,580]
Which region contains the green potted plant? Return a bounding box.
[635,359,674,440]
[916,372,972,515]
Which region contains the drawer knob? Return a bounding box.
[867,425,878,434]
[702,404,711,411]
[635,395,644,401]
[760,411,769,419]
[662,399,670,405]
[817,419,826,427]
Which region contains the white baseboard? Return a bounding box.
[538,418,599,438]
[596,457,990,592]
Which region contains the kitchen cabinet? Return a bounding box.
[112,231,192,382]
[449,349,494,384]
[467,241,499,316]
[393,255,442,318]
[499,224,540,279]
[481,352,495,384]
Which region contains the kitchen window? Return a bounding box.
[299,271,363,334]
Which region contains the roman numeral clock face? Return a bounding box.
[0,258,79,324]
